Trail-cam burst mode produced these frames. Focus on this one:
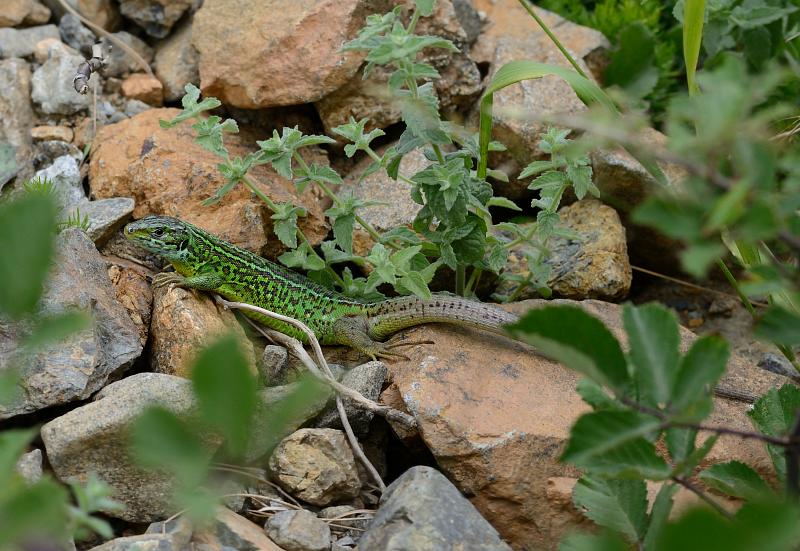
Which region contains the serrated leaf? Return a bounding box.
[572,476,648,543]
[506,305,629,392]
[399,271,432,299]
[487,197,522,211]
[670,335,728,417]
[576,379,622,411]
[643,483,677,551]
[562,411,669,478]
[332,213,355,254]
[699,461,772,500]
[748,384,800,484]
[519,160,555,179]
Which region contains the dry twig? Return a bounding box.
[214,296,412,493]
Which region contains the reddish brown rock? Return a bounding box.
[386,299,781,549]
[316,0,481,134]
[150,286,257,378]
[121,73,164,105]
[193,0,385,108]
[0,0,46,27]
[88,108,329,257]
[30,124,73,142]
[107,263,153,347]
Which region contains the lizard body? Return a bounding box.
[124,216,516,359]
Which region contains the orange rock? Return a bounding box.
[88,108,329,257]
[386,299,781,549]
[30,125,73,143]
[121,73,164,106]
[192,0,386,108]
[150,286,256,378]
[107,264,153,347]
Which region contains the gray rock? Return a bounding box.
[15,449,43,483]
[196,508,284,551]
[119,0,194,38]
[144,516,194,547]
[40,373,328,523]
[359,466,511,550]
[97,99,124,123]
[269,428,361,507]
[258,344,289,385]
[40,373,204,522]
[31,42,92,114]
[0,58,34,187]
[101,31,153,77]
[76,196,135,245]
[33,139,83,170]
[245,383,332,463]
[154,18,198,102]
[87,533,177,551]
[314,361,387,435]
[0,24,59,58]
[0,229,142,419]
[124,98,151,116]
[33,154,85,213]
[318,505,370,536]
[452,0,482,45]
[266,509,331,551]
[58,13,95,54]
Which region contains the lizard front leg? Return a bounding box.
[152,270,225,291]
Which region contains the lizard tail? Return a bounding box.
[365,294,518,341]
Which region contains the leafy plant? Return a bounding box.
[507,303,800,549]
[160,0,589,301]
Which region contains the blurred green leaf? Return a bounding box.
[19,310,91,354]
[623,303,680,406]
[507,305,629,393]
[682,0,706,96]
[643,483,677,551]
[0,478,70,547]
[572,476,648,543]
[561,411,669,478]
[748,384,800,484]
[191,334,258,458]
[0,429,36,487]
[130,406,211,485]
[755,307,800,347]
[670,335,728,418]
[605,23,658,98]
[657,501,800,551]
[559,531,629,551]
[699,460,773,500]
[0,192,57,318]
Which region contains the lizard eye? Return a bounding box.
[152,228,165,238]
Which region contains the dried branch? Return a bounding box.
[73,43,105,95]
[672,476,734,520]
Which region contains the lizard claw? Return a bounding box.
[152,272,186,290]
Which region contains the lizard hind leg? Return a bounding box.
[330,316,413,362]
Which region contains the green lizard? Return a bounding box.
[124,215,517,360]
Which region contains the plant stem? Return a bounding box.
[465,267,482,295]
[517,0,589,80]
[671,477,733,520]
[242,175,345,288]
[455,264,466,296]
[292,152,386,246]
[406,8,421,35]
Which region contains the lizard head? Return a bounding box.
[124,215,192,262]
